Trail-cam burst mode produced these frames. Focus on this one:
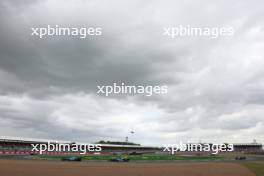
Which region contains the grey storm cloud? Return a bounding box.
[0,0,264,145]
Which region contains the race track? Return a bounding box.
[0,159,255,176]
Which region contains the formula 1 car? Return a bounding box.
[61,156,82,161]
[235,156,246,160]
[109,157,130,162]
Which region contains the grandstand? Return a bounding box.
[233,143,263,153]
[0,136,160,155]
[0,136,263,156]
[0,136,71,155]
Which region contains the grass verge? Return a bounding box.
[242,161,264,176]
[39,154,223,161]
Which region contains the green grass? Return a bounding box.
[243,162,264,176]
[39,154,223,161]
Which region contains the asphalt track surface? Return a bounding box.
[0,159,255,176]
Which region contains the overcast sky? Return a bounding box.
[0,0,264,145]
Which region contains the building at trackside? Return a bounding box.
[0,136,263,155]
